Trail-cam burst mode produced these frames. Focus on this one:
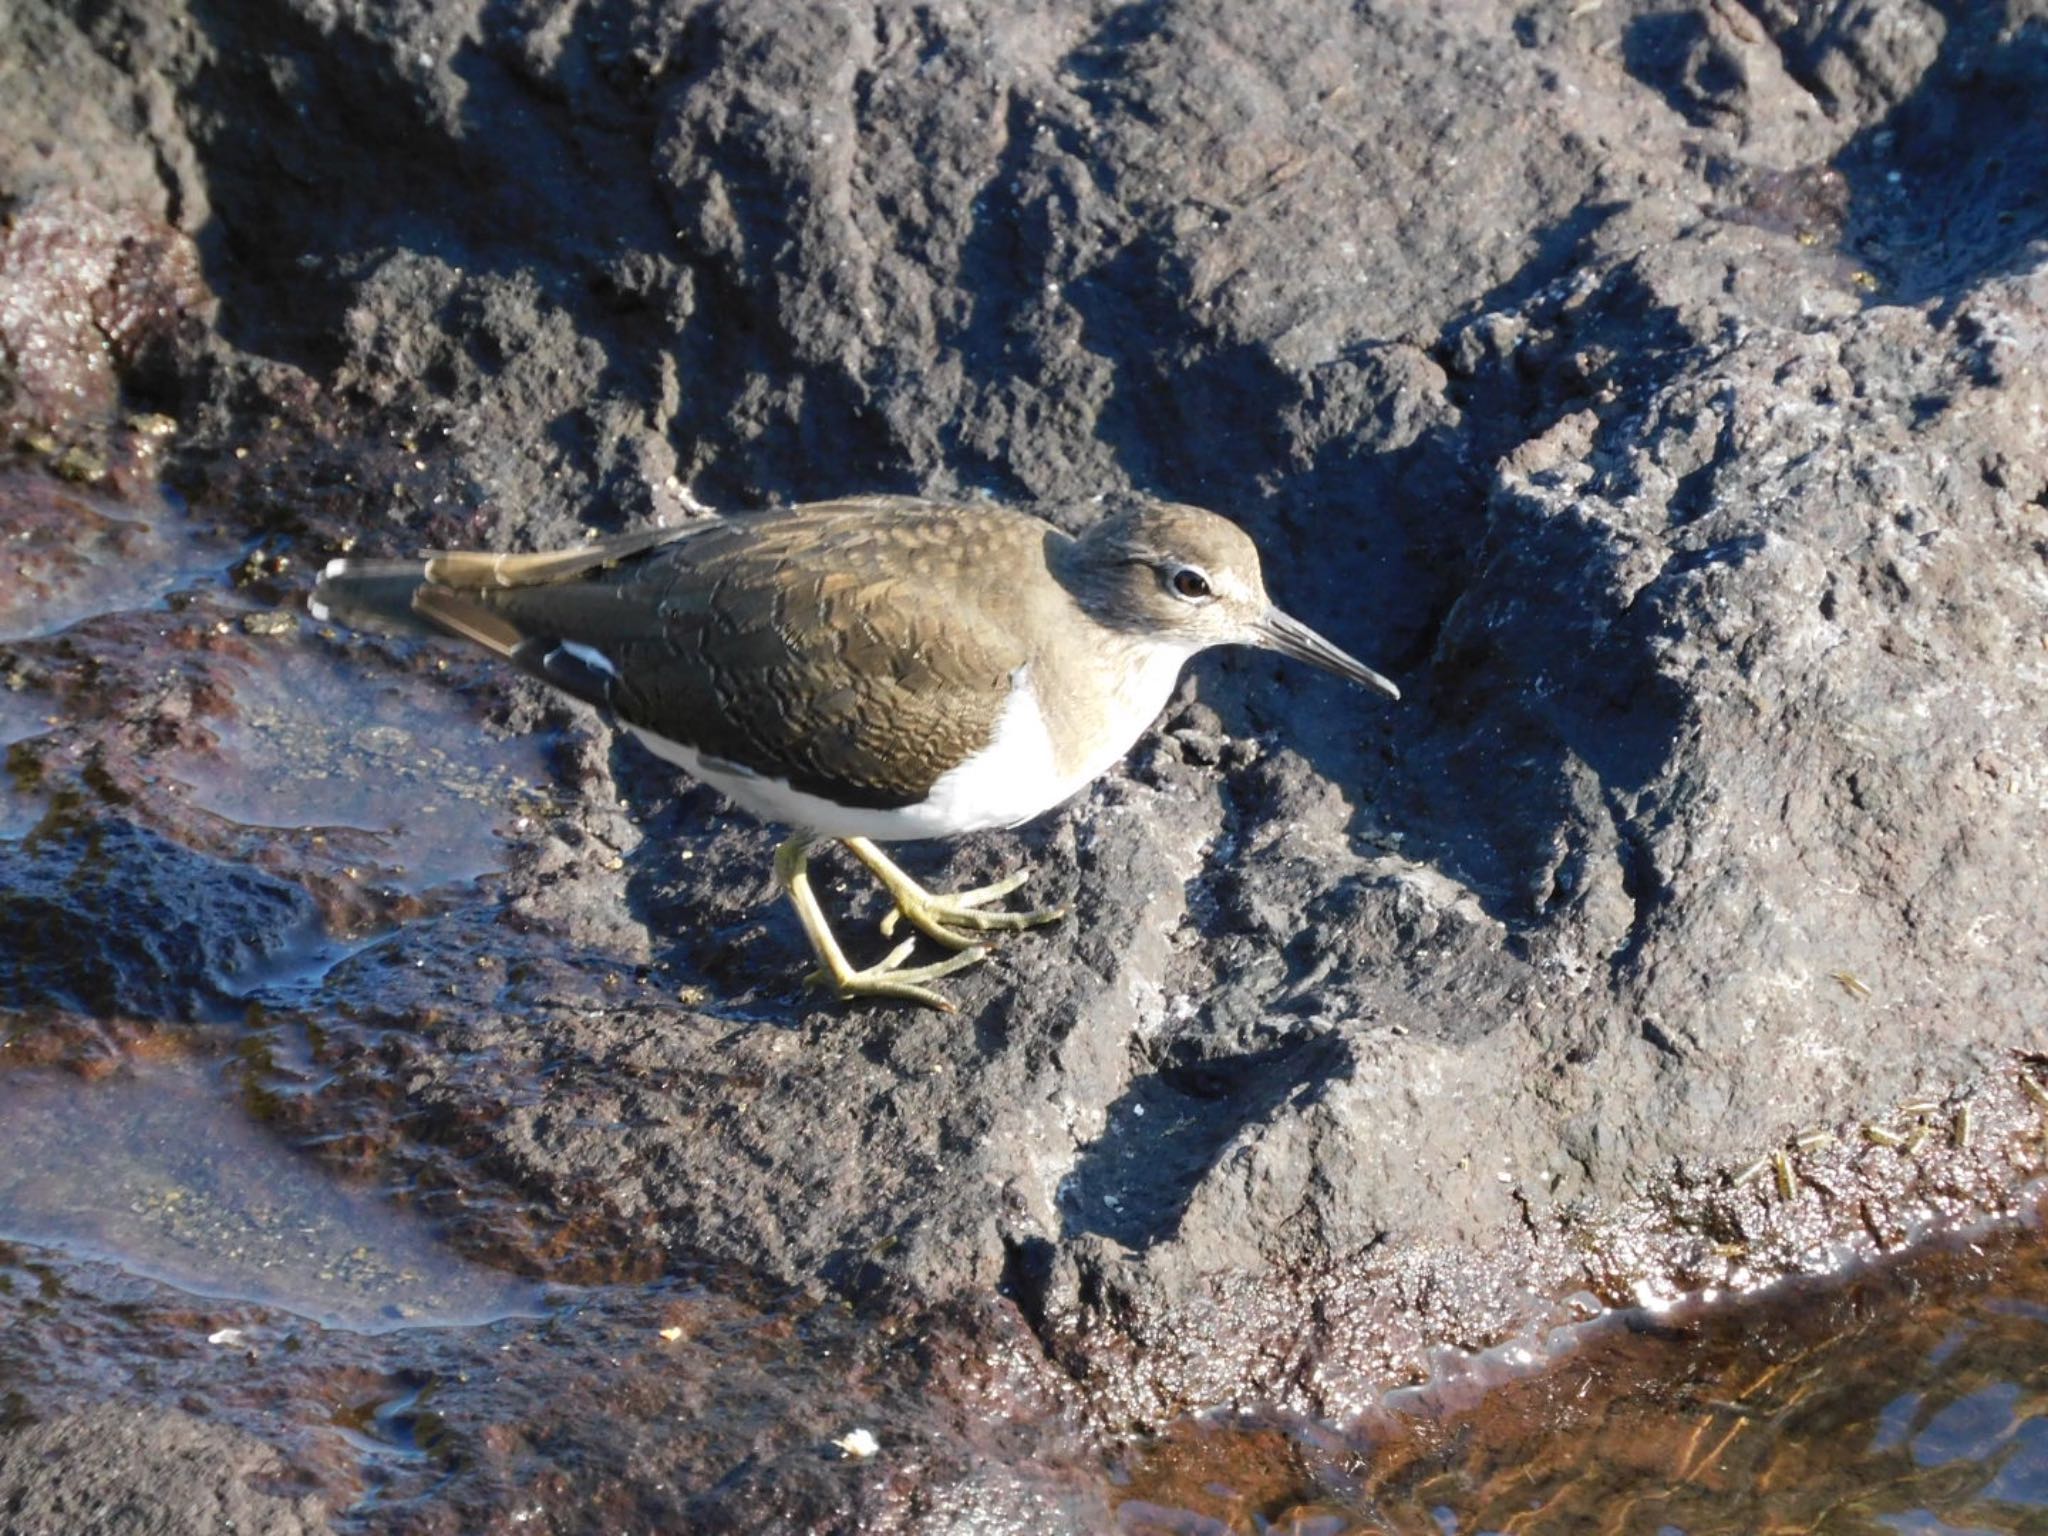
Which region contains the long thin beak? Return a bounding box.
[1253,607,1401,700]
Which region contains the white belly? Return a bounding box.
[626,651,1188,841]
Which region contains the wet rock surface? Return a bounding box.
[0,812,319,1021]
[0,1240,1107,1535]
[3,0,2047,1530]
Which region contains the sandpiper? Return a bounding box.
[312,495,1399,1009]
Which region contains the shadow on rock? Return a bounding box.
[1622,1,2048,309]
[1060,1032,1352,1248]
[1620,9,1748,135]
[1373,256,1702,935]
[176,0,698,522]
[1832,6,2048,306]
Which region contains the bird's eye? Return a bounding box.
[1170,566,1214,601]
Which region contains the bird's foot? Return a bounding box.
[876,869,1066,949]
[775,834,1059,1012]
[842,838,1067,951]
[803,936,989,1013]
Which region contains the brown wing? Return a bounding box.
[439,503,1047,809]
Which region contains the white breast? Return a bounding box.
[626,651,1189,842]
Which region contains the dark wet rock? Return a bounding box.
[0,1243,1109,1536]
[2,0,2048,1529]
[0,814,319,1024]
[0,1402,333,1536]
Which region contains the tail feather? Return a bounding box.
[311,524,708,636]
[308,557,437,635]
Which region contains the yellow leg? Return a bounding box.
[840,837,1067,952]
[773,837,986,1012]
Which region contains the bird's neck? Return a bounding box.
[1032,630,1196,784]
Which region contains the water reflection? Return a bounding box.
[1119,1210,2048,1534]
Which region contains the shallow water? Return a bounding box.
[1117,1207,2048,1534]
[0,687,57,840]
[148,636,554,893]
[0,1058,547,1331]
[0,468,239,643]
[0,460,548,891]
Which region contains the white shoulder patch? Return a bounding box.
[552,640,620,679]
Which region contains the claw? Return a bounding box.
[803,939,988,1011]
[844,838,1065,953]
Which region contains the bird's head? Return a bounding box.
[1064,500,1400,699]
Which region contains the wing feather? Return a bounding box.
[425,503,1057,809]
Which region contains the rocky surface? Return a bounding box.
[0,1403,335,1536]
[3,0,2046,1530]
